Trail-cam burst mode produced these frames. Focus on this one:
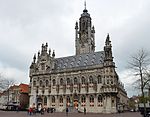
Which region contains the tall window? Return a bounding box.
[60,78,63,85]
[97,75,102,84]
[112,99,115,107]
[33,81,36,87]
[81,95,86,103]
[81,77,85,84]
[66,96,71,103]
[98,95,103,103]
[89,76,93,84]
[59,96,63,103]
[89,95,94,103]
[44,96,47,105]
[52,79,56,86]
[98,95,103,107]
[46,80,49,87]
[90,95,94,106]
[74,77,78,85]
[52,96,55,103]
[67,78,70,85]
[40,80,43,87]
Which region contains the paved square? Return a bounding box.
[0,111,142,117]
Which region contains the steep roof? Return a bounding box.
[55,51,105,70]
[19,83,29,93]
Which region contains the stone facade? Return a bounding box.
[29,6,128,113]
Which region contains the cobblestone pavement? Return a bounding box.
[0,111,143,117]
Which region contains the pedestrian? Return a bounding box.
[84,107,86,115]
[28,107,32,115]
[66,107,69,116]
[41,108,44,115]
[47,107,50,113]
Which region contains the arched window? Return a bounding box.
[59,96,63,103]
[74,77,78,85]
[107,77,109,84]
[67,78,70,85]
[98,95,103,103]
[52,79,56,86]
[89,76,93,84]
[97,75,102,84]
[89,95,94,103]
[44,96,47,105]
[81,77,85,84]
[66,96,71,103]
[40,80,43,87]
[46,80,49,87]
[98,95,103,107]
[81,95,86,103]
[60,78,63,85]
[33,81,36,87]
[52,96,55,103]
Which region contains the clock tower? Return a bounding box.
[75,3,95,55]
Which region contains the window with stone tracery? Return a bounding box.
[46,80,49,87]
[39,80,43,87]
[112,98,115,107]
[81,95,86,103]
[52,96,55,103]
[33,80,36,87]
[89,76,93,84]
[97,75,102,84]
[98,95,103,107]
[44,96,47,105]
[74,77,78,85]
[66,96,71,103]
[52,79,56,86]
[81,77,85,84]
[89,95,94,103]
[67,78,70,85]
[60,78,63,85]
[59,96,63,103]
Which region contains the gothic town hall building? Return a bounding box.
[29,6,128,113]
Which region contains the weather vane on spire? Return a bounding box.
[84,0,86,9]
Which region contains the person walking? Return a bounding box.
[66,107,69,116]
[84,107,86,115]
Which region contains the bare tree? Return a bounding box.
[0,74,15,90]
[0,74,15,104]
[128,49,150,116]
[144,72,150,97]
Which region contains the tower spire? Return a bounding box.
[83,0,88,13]
[84,0,86,10]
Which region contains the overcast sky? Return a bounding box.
[0,0,150,97]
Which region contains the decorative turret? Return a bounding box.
[52,50,55,58]
[49,48,51,56]
[33,54,36,63]
[38,51,40,58]
[41,43,48,55]
[104,34,113,62]
[75,2,95,55]
[29,43,56,75]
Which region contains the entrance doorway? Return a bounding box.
[73,94,78,108]
[74,99,78,108]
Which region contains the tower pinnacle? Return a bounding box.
[83,0,88,13]
[84,0,86,10]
